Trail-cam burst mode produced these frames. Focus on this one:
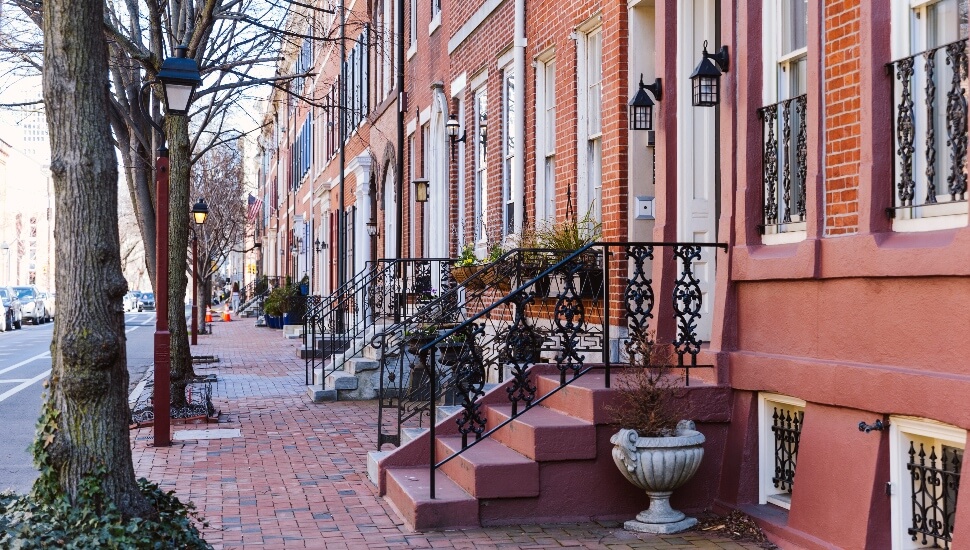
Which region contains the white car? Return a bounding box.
[124,291,143,312]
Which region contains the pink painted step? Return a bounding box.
[486,404,596,461]
[535,371,619,424]
[384,467,479,531]
[435,436,539,499]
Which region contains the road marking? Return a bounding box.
[0,379,31,384]
[0,369,51,403]
[0,351,51,376]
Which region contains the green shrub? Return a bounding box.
[264,284,297,317]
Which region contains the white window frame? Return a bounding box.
[576,19,603,223]
[501,58,515,237]
[758,392,806,510]
[761,0,808,244]
[408,0,418,58]
[422,122,431,253]
[889,416,966,550]
[472,82,488,244]
[890,0,970,232]
[429,0,441,34]
[535,52,557,224]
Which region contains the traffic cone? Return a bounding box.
[222,310,231,322]
[205,308,213,323]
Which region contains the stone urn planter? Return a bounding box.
[610,423,705,534]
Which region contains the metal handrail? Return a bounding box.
[305,258,454,389]
[390,241,728,499]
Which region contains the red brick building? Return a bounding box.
[258,0,970,547]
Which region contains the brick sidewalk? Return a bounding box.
[130,314,762,549]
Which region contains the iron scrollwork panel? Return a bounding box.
[672,245,703,368]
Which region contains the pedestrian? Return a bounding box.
[231,282,240,312]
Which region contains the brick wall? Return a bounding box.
[823,0,861,235]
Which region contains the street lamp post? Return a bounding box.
[146,46,202,447]
[190,198,209,345]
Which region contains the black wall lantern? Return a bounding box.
[690,41,730,107]
[628,74,663,131]
[446,113,466,143]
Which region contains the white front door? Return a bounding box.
[384,170,397,259]
[677,0,718,342]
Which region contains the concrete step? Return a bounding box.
[345,357,379,374]
[486,404,597,462]
[385,467,479,531]
[435,436,539,499]
[401,427,427,445]
[325,370,359,390]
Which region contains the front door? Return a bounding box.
[676,0,718,342]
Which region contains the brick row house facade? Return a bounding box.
[256,0,970,547]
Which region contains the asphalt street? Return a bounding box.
[0,311,158,495]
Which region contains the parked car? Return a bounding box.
[138,292,155,311]
[14,286,46,324]
[38,290,55,321]
[0,286,23,331]
[124,291,143,312]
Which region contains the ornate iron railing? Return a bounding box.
[240,275,280,317]
[771,406,803,493]
[908,441,962,548]
[373,242,726,492]
[304,258,454,389]
[758,94,808,232]
[888,38,969,219]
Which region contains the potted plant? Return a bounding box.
[451,244,478,285]
[436,331,473,366]
[264,284,297,329]
[404,323,439,355]
[534,209,603,297]
[608,330,704,534]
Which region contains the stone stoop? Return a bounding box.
[378,371,653,531]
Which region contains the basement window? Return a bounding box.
[758,393,805,510]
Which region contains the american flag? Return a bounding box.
[247,194,263,223]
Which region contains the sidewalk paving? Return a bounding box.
[130,310,763,550]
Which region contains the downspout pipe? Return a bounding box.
[396,0,405,262]
[338,0,347,287]
[512,0,526,234]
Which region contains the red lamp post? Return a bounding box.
[149,46,202,447]
[190,197,209,345]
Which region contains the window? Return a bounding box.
[536,58,556,223]
[578,26,603,223]
[430,0,441,31]
[758,393,805,510]
[474,88,488,241]
[409,0,417,52]
[889,0,969,231]
[375,0,393,102]
[342,26,370,138]
[502,69,515,236]
[760,0,808,241]
[889,416,965,550]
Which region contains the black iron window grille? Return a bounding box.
[888,38,969,221]
[907,441,962,549]
[771,405,804,495]
[758,94,808,234]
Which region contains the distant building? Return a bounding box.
[0,107,53,289]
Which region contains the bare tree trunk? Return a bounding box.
[168,116,196,407]
[41,0,152,517]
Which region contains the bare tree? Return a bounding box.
[189,140,246,312]
[40,0,151,517]
[3,0,383,407]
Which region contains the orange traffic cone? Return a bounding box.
[205,308,213,323]
[222,310,231,322]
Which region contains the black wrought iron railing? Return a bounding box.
[758,94,808,232]
[908,441,962,549]
[888,38,969,219]
[304,258,455,389]
[241,276,280,317]
[771,406,803,494]
[373,242,725,488]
